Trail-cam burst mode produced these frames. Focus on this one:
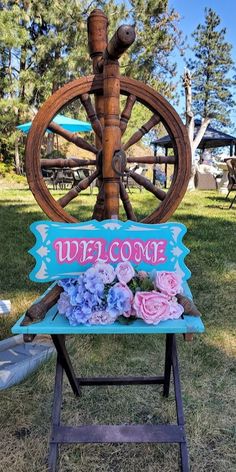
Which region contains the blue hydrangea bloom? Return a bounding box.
[84,268,104,295]
[58,292,72,315]
[107,286,131,318]
[58,278,77,293]
[58,271,105,325]
[68,306,92,326]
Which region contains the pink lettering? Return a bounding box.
[53,237,167,266]
[94,240,108,262]
[110,241,120,262]
[54,240,79,263]
[121,240,133,261]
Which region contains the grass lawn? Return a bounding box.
[0,179,235,471]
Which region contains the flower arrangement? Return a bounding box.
[57,262,201,326]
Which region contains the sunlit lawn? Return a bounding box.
[0,179,235,471]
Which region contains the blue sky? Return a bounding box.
[169,0,236,127]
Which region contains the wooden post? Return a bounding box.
[87,9,108,73]
[103,52,121,218]
[87,8,108,138]
[87,14,135,220]
[102,25,135,219]
[87,9,108,219]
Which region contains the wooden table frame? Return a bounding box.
[48,333,189,472]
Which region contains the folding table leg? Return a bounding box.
[51,335,80,396]
[48,333,189,472]
[163,333,173,397]
[172,335,189,472]
[48,355,63,472]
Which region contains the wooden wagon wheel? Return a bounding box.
[26,75,191,224]
[25,9,191,226]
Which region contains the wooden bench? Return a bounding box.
[12,219,204,472]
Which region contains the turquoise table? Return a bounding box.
[11,220,205,472]
[12,283,204,472]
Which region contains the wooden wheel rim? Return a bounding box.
[26,75,191,223]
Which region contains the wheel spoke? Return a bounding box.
[123,114,160,151]
[58,170,99,208]
[127,169,166,201]
[41,158,96,168]
[127,155,176,165]
[48,122,98,154]
[120,94,136,136]
[120,181,137,221]
[92,180,105,220]
[80,93,103,143]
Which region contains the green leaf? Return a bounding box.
[117,315,136,325]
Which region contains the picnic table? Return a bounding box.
[42,166,96,193]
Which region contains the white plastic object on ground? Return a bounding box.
[0,300,11,315]
[0,334,54,389]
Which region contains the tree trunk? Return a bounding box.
[14,136,21,175]
[183,69,210,190]
[45,56,61,157]
[46,134,54,155]
[184,69,194,153]
[192,117,211,153]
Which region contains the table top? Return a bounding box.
[11,282,205,336]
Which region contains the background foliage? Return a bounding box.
[1,2,235,171]
[187,8,236,129]
[0,0,183,168]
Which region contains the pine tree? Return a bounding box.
[0,0,183,167]
[0,2,28,169]
[187,8,235,128]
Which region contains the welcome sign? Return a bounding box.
[29,220,190,283]
[53,236,167,265]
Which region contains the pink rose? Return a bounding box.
[169,300,184,319]
[133,291,171,324]
[94,262,115,284]
[114,282,134,317]
[155,271,182,297]
[116,261,135,284]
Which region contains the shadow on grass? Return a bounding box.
[206,194,232,202]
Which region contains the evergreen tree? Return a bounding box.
[0,2,28,167]
[125,0,183,97]
[0,0,183,167]
[187,8,235,128]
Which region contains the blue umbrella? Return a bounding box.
[17,114,92,133]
